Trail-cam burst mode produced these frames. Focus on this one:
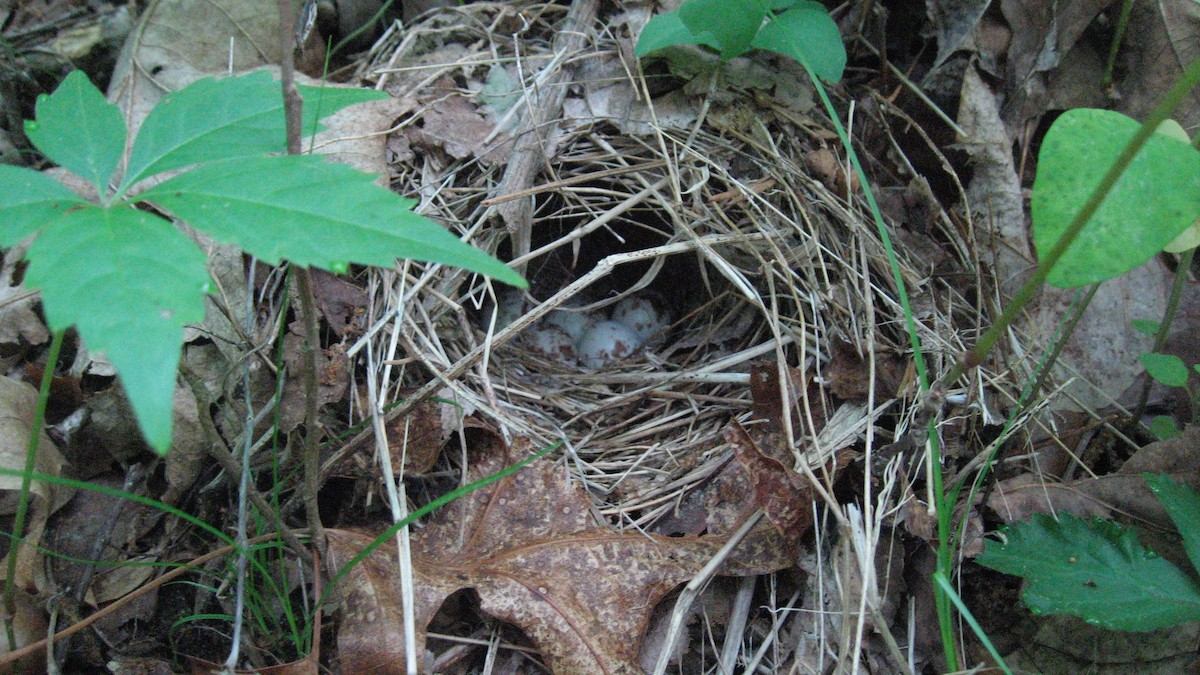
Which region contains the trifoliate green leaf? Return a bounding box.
[976,512,1200,631]
[24,206,212,453]
[24,71,125,196]
[0,165,87,245]
[140,155,525,287]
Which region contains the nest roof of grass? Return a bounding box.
[338,1,990,529]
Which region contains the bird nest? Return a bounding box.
[343,1,976,528]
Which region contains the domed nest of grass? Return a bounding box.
[344,0,981,532]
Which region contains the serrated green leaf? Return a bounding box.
[25,71,125,195]
[1145,473,1200,577]
[976,512,1200,631]
[0,165,88,245]
[121,71,388,193]
[1140,352,1190,387]
[679,0,768,60]
[752,1,846,82]
[23,206,211,453]
[140,155,525,288]
[635,11,720,57]
[1032,109,1200,288]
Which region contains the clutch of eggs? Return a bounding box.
[505,290,671,367]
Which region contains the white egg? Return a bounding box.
[613,294,667,342]
[541,309,596,343]
[577,320,642,368]
[524,324,577,364]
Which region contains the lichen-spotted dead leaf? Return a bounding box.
[326,437,801,674]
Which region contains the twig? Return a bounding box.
[490,0,600,270]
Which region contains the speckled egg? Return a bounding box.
[612,294,667,343]
[541,309,596,343]
[577,320,641,368]
[525,324,577,364]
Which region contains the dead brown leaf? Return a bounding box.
[327,437,800,674]
[405,77,513,166]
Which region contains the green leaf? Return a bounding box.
[24,71,126,195]
[679,0,768,60]
[140,155,526,288]
[1145,473,1200,576]
[0,165,88,245]
[976,512,1200,631]
[1032,109,1200,287]
[752,1,846,82]
[1140,352,1190,387]
[1150,415,1182,440]
[1130,319,1161,336]
[635,11,720,57]
[122,71,388,192]
[23,206,212,453]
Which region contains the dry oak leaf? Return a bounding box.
[327,439,798,674]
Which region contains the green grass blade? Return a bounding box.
[932,571,1011,675]
[142,155,526,287]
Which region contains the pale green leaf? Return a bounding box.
[1140,352,1190,387]
[24,206,212,453]
[122,71,388,192]
[0,165,87,245]
[752,1,846,82]
[24,71,125,195]
[141,155,526,287]
[1032,109,1200,287]
[635,12,720,57]
[976,512,1200,631]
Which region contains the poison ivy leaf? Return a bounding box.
[976,512,1200,631]
[1141,352,1190,387]
[679,0,768,60]
[122,71,388,192]
[0,166,88,245]
[635,11,720,57]
[1145,473,1200,576]
[1032,109,1200,287]
[140,155,525,287]
[24,71,125,195]
[23,206,211,453]
[753,1,847,82]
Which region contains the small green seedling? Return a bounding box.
[635,0,846,82]
[977,473,1200,631]
[0,70,525,454]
